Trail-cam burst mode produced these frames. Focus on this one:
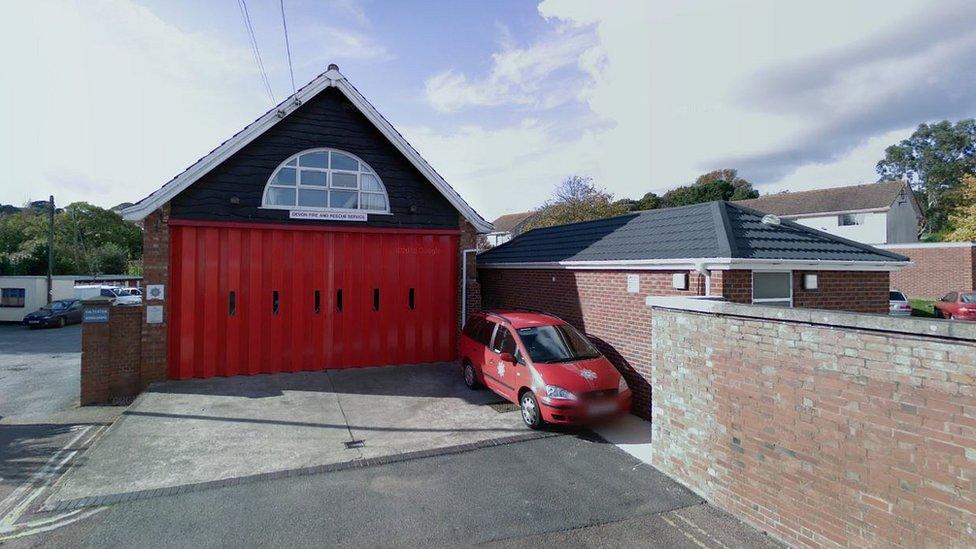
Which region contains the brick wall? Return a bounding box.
[140,203,170,385]
[479,269,704,418]
[649,300,976,548]
[793,270,890,314]
[479,267,892,418]
[80,302,143,405]
[881,243,976,299]
[459,214,481,330]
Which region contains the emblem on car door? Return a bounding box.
[580,369,597,380]
[497,362,506,377]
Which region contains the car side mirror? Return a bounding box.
[499,352,516,364]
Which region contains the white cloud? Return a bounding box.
[0,0,265,208]
[412,0,975,220]
[424,24,596,113]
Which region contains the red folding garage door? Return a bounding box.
[167,221,459,379]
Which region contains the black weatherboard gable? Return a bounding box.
[477,201,909,265]
[170,87,458,229]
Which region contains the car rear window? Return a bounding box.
[476,321,497,346]
[462,317,484,340]
[889,291,906,301]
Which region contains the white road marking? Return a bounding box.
[661,513,711,549]
[0,424,104,538]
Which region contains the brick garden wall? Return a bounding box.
[649,300,976,548]
[80,302,143,405]
[793,271,890,314]
[880,243,976,299]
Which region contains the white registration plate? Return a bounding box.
[589,402,618,416]
[28,320,40,324]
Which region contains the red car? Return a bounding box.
[460,310,631,429]
[935,291,976,321]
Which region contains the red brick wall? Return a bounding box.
[479,269,704,418]
[713,269,751,303]
[793,270,890,314]
[140,204,170,386]
[80,302,143,405]
[882,244,976,299]
[651,304,976,548]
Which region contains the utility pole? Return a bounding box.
[47,195,54,304]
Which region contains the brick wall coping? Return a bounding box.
[646,295,976,341]
[878,241,975,249]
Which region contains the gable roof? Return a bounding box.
[121,65,492,233]
[477,201,909,271]
[490,211,535,233]
[735,181,912,217]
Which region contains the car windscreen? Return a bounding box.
[889,291,906,301]
[49,300,71,310]
[516,324,601,364]
[962,293,976,303]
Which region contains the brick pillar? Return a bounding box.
[81,301,142,405]
[140,203,170,386]
[458,214,482,325]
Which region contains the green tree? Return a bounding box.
[656,169,758,208]
[876,119,976,233]
[636,192,661,210]
[522,176,631,231]
[0,201,141,276]
[945,175,976,241]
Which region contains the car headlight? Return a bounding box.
[618,375,629,392]
[545,385,577,400]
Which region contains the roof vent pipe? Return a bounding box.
[761,214,781,226]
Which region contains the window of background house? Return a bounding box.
[752,272,792,307]
[1,288,26,307]
[838,213,865,226]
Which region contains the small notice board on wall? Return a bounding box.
[83,308,109,323]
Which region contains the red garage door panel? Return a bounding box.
[168,223,458,379]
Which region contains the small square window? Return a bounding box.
[331,172,358,189]
[299,151,328,169]
[361,174,382,192]
[331,152,359,171]
[300,170,327,186]
[330,190,358,209]
[838,213,864,226]
[1,288,26,307]
[361,193,387,211]
[271,168,296,186]
[298,189,328,207]
[267,187,296,206]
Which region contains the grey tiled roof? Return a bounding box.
[735,181,909,216]
[477,201,909,265]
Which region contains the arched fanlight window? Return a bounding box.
[261,148,390,212]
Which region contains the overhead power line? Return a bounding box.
[237,0,275,104]
[279,0,297,97]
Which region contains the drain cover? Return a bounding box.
[344,439,366,449]
[487,401,519,413]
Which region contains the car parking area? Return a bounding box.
[0,323,82,419]
[45,362,530,507]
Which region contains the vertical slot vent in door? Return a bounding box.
[408,288,415,310]
[272,290,279,315]
[228,291,236,316]
[373,288,380,312]
[314,290,321,314]
[336,289,343,312]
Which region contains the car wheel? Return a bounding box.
[462,361,480,390]
[519,391,544,430]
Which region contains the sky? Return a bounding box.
[1,0,975,221]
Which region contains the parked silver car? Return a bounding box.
[889,290,911,316]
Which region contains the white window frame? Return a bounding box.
[751,270,793,307]
[260,148,392,214]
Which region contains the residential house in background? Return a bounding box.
[737,180,922,245]
[486,210,535,246]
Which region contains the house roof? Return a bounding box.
[477,201,910,270]
[121,65,492,233]
[735,181,911,217]
[490,211,535,233]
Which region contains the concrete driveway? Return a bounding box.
[46,362,530,508]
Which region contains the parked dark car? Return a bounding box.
[934,292,976,321]
[22,299,84,328]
